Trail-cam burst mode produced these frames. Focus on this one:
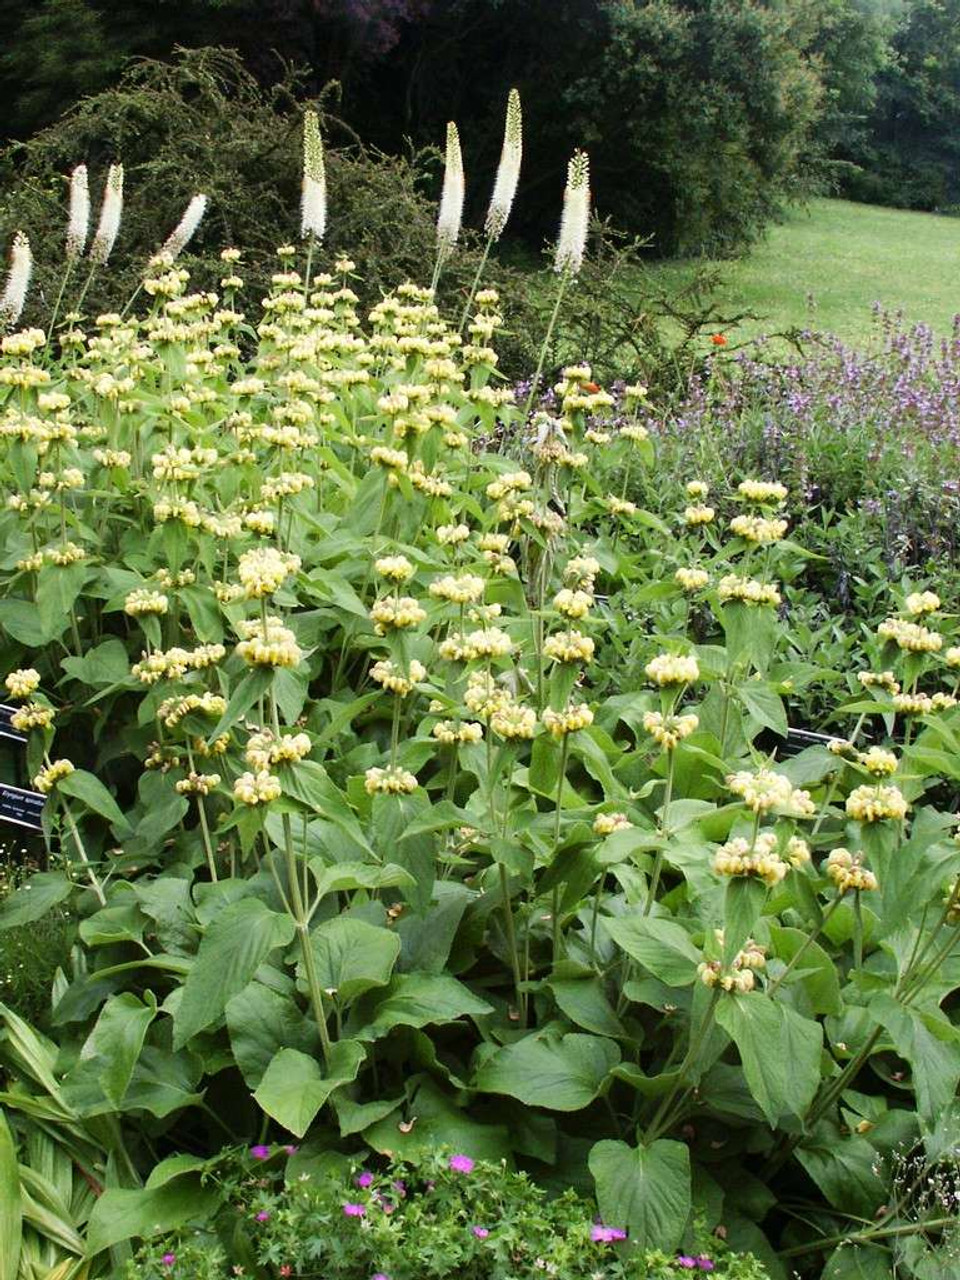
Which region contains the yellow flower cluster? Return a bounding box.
[234,770,282,805]
[238,547,301,598]
[432,720,484,745]
[5,668,40,699]
[684,504,715,526]
[158,692,227,728]
[440,628,513,662]
[645,653,699,687]
[124,588,170,617]
[542,703,594,738]
[132,644,226,683]
[877,617,942,653]
[698,938,767,992]
[717,574,781,607]
[729,514,788,544]
[486,471,532,501]
[370,596,426,635]
[553,588,594,620]
[245,730,312,770]
[858,746,898,776]
[490,703,537,741]
[642,711,699,750]
[593,811,633,836]
[785,836,811,867]
[686,480,709,499]
[543,630,595,664]
[34,759,75,793]
[364,766,418,795]
[845,784,908,822]
[825,848,878,893]
[375,555,415,583]
[176,772,221,796]
[429,574,485,604]
[905,590,940,616]
[726,768,815,817]
[713,833,788,886]
[858,670,900,694]
[675,567,709,592]
[235,618,302,668]
[10,702,54,731]
[737,479,788,505]
[370,659,426,696]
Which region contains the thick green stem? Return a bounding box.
[499,863,525,1026]
[766,894,844,997]
[644,749,676,915]
[551,735,571,963]
[779,1217,957,1260]
[60,799,107,906]
[522,271,570,421]
[458,236,493,335]
[645,989,721,1142]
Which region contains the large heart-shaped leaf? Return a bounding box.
[304,917,401,1003]
[604,916,701,986]
[715,993,823,1126]
[254,1041,365,1137]
[589,1138,691,1251]
[475,1032,619,1111]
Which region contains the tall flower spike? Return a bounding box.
[485,88,522,241]
[301,110,327,241]
[161,194,208,260]
[66,164,90,261]
[554,150,590,277]
[436,122,465,255]
[0,232,32,325]
[90,164,124,266]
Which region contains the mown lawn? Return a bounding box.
[649,197,960,347]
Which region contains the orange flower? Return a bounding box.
[711,333,728,347]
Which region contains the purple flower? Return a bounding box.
[343,1202,366,1217]
[471,1226,489,1239]
[284,1145,299,1156]
[161,1256,176,1270]
[356,1170,374,1188]
[591,1224,627,1243]
[448,1154,474,1173]
[250,1144,271,1160]
[255,1210,270,1222]
[696,1259,715,1272]
[372,1274,390,1280]
[677,1258,697,1270]
[392,1179,406,1197]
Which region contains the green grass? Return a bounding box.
[649,197,960,347]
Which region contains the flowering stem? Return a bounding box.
[551,734,570,964]
[186,744,218,882]
[59,798,107,907]
[523,270,570,421]
[766,894,843,997]
[645,988,721,1143]
[458,235,493,335]
[499,862,525,1027]
[45,262,75,352]
[644,749,676,915]
[852,889,864,971]
[779,1217,958,1260]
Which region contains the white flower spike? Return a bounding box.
[485,88,522,242]
[66,164,90,260]
[162,194,208,260]
[555,150,590,277]
[90,164,124,265]
[301,110,327,241]
[0,231,32,325]
[436,122,465,255]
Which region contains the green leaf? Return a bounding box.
[604,916,701,986]
[226,981,319,1090]
[36,563,89,636]
[351,973,492,1042]
[61,638,131,687]
[85,1176,220,1253]
[57,769,132,836]
[474,1032,620,1111]
[0,599,59,646]
[715,993,823,1126]
[310,860,415,899]
[0,872,73,931]
[362,1075,510,1162]
[0,1111,22,1280]
[173,898,295,1049]
[69,992,157,1109]
[737,681,788,737]
[796,1121,887,1218]
[549,977,625,1037]
[253,1041,365,1137]
[304,917,401,1003]
[589,1138,691,1252]
[871,993,960,1128]
[822,1244,893,1280]
[722,877,767,963]
[768,925,841,1015]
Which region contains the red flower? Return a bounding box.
[583,381,601,392]
[711,334,728,347]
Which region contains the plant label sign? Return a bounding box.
[0,781,45,832]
